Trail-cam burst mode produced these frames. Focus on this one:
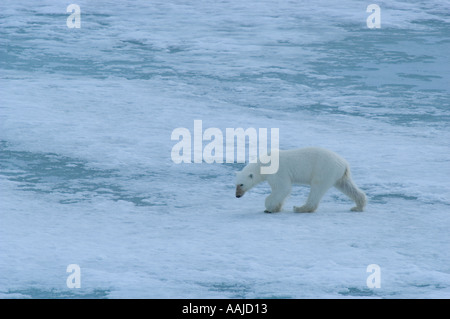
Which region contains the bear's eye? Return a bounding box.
[249,174,253,179]
[239,184,244,187]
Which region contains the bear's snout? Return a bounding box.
[235,185,245,198]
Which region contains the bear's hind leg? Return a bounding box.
[334,174,366,212]
[294,181,332,213]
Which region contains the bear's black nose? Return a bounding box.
[236,194,241,198]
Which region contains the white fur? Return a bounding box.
[235,147,366,213]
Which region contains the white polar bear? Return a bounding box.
[235,147,366,213]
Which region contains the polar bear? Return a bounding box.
[235,147,366,213]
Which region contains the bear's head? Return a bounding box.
[235,163,261,198]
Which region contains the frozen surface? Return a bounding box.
[0,0,449,298]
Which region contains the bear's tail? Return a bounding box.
[335,167,367,211]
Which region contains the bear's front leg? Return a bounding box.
[264,183,291,213]
[293,204,317,213]
[293,180,333,213]
[264,194,283,213]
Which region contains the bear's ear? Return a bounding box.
[249,173,253,179]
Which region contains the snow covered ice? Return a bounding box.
[0,0,449,298]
